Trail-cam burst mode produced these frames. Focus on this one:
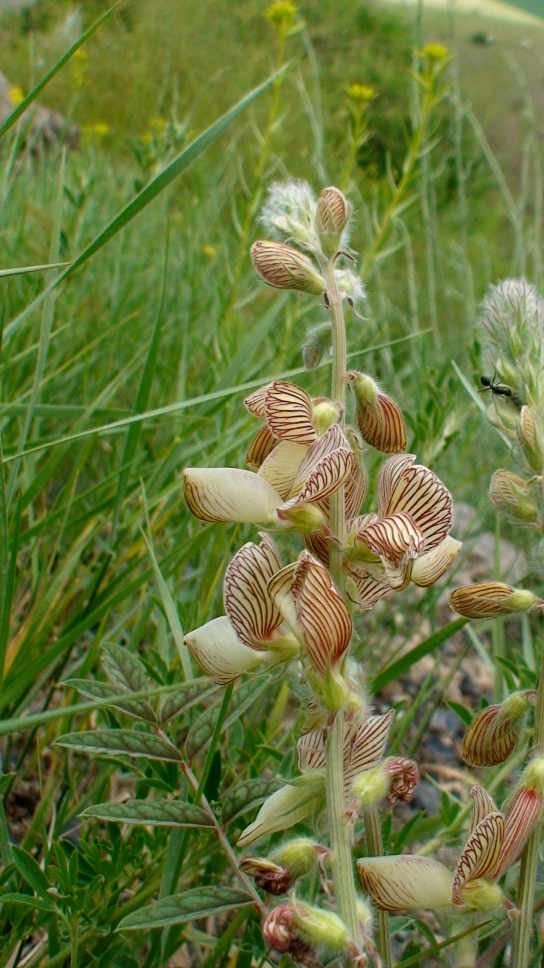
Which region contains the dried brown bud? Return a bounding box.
[251,240,324,295]
[239,857,293,895]
[383,757,419,806]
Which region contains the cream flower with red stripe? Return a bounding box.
[462,690,536,767]
[345,454,459,608]
[184,424,355,535]
[184,535,300,684]
[357,774,544,914]
[346,371,407,454]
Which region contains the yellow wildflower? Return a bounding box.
[421,43,449,62]
[346,83,376,104]
[8,87,24,107]
[265,0,297,30]
[202,244,217,258]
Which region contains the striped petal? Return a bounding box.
[494,787,543,880]
[184,468,281,524]
[184,616,272,684]
[297,728,326,772]
[345,460,368,519]
[382,757,419,806]
[463,705,521,768]
[452,814,504,902]
[347,570,391,610]
[264,381,317,445]
[244,384,271,418]
[246,425,278,469]
[356,391,407,454]
[303,529,331,567]
[224,535,283,649]
[259,440,308,500]
[378,455,453,552]
[357,856,455,912]
[345,711,395,783]
[291,424,349,495]
[449,582,539,619]
[469,786,499,836]
[411,537,462,587]
[358,511,425,568]
[291,552,352,676]
[279,448,355,516]
[267,562,305,644]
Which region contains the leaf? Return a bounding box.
[222,777,283,826]
[11,846,50,899]
[0,892,55,913]
[186,675,271,760]
[101,643,155,722]
[140,527,190,678]
[117,886,255,931]
[160,678,218,725]
[65,678,154,723]
[55,729,182,762]
[0,263,70,278]
[372,618,467,692]
[4,68,286,343]
[445,700,473,727]
[81,799,213,828]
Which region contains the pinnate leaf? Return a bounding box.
[117,885,255,931]
[55,728,182,762]
[222,777,283,825]
[82,799,212,827]
[160,678,218,725]
[186,675,271,760]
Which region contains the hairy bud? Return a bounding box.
[316,186,352,257]
[347,371,406,453]
[293,901,349,952]
[251,240,324,295]
[302,321,332,369]
[517,406,544,474]
[489,469,538,522]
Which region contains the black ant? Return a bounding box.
[479,374,523,408]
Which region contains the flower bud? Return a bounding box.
[316,186,352,257]
[517,757,544,799]
[237,774,325,848]
[517,406,544,473]
[269,837,325,879]
[449,582,541,619]
[382,757,419,806]
[251,240,325,295]
[352,765,390,808]
[293,901,349,953]
[462,690,535,767]
[489,469,538,522]
[277,502,325,533]
[320,664,350,713]
[302,321,332,370]
[356,897,373,934]
[347,371,406,453]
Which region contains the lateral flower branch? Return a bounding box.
[183,179,464,966]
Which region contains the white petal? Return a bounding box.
[237,779,324,848]
[258,440,308,500]
[246,425,277,469]
[184,468,281,524]
[184,617,271,684]
[411,537,462,587]
[357,855,455,912]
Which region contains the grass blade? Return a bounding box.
[372,618,468,693]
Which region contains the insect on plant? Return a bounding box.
[479,373,523,407]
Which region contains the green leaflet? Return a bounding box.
[117,886,255,931]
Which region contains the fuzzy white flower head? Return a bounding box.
[334,268,366,310]
[480,278,544,411]
[260,180,320,251]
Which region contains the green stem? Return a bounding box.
[512,623,544,968]
[323,260,363,955]
[363,807,392,968]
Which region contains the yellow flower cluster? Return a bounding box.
[265,0,298,30]
[345,83,376,104]
[8,86,24,107]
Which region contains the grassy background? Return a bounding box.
[0,0,543,965]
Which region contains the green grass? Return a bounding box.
[0,0,543,965]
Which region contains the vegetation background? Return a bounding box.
[1,0,544,965]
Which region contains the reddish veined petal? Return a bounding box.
[358,511,424,568]
[357,856,455,912]
[281,448,355,513]
[381,458,453,552]
[411,537,462,587]
[463,705,520,768]
[344,711,395,783]
[268,562,304,643]
[183,467,281,523]
[291,424,349,495]
[297,728,326,772]
[356,392,407,454]
[347,569,390,611]
[452,814,504,902]
[224,536,283,649]
[469,786,500,836]
[345,461,368,519]
[292,552,352,676]
[377,454,416,517]
[449,582,518,619]
[246,425,278,469]
[383,757,419,806]
[383,558,411,590]
[304,530,331,567]
[494,788,543,880]
[258,440,308,500]
[244,384,272,417]
[265,381,316,445]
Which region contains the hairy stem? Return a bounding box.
[513,623,544,968]
[364,806,392,968]
[323,260,363,955]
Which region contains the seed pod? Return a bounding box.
[489,469,538,522]
[251,240,324,295]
